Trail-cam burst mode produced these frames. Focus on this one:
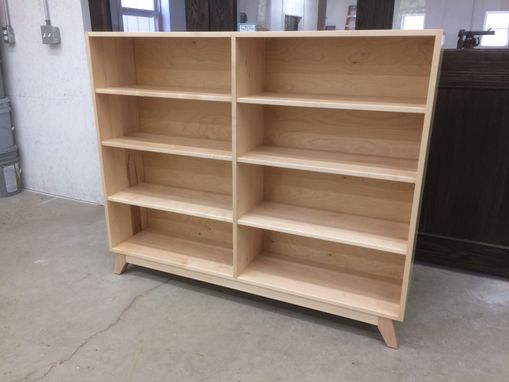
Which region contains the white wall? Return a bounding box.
[326,0,356,30]
[168,0,186,31]
[267,0,319,30]
[425,0,474,48]
[472,0,509,29]
[238,0,260,24]
[394,0,509,48]
[270,1,284,30]
[303,0,319,30]
[0,0,102,203]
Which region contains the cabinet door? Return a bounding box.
[417,49,509,278]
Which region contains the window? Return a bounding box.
[119,0,161,32]
[400,14,425,30]
[481,11,509,47]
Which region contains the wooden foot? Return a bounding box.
[114,254,128,275]
[377,317,399,349]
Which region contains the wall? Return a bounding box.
[270,1,284,30]
[266,0,356,31]
[303,0,319,30]
[0,0,102,203]
[472,0,509,29]
[325,0,356,29]
[394,0,509,48]
[426,0,474,47]
[238,0,259,24]
[267,0,319,30]
[168,0,186,31]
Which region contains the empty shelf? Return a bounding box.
[239,255,401,318]
[102,133,232,161]
[238,202,409,255]
[237,92,426,113]
[96,85,232,102]
[108,183,233,222]
[113,230,233,277]
[238,146,417,183]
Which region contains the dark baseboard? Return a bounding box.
[415,234,509,278]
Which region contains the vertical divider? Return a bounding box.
[231,35,239,277]
[234,36,267,276]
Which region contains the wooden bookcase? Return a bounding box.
[87,30,442,348]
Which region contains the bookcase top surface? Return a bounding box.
[87,30,443,39]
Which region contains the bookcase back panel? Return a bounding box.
[147,210,233,248]
[263,106,424,160]
[262,230,404,283]
[264,167,414,223]
[139,98,231,141]
[134,38,231,91]
[107,201,141,246]
[102,148,144,195]
[264,37,435,99]
[96,95,139,140]
[88,37,136,88]
[235,38,266,96]
[143,153,232,195]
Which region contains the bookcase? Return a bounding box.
[87,30,442,348]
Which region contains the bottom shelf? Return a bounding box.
[112,229,233,277]
[238,255,401,318]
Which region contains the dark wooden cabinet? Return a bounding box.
[185,0,237,31]
[416,49,509,277]
[88,0,112,31]
[356,0,395,30]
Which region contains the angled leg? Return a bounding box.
[114,254,128,275]
[378,317,399,349]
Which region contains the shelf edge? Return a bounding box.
[237,96,426,114]
[237,215,408,256]
[237,155,417,183]
[102,139,233,162]
[96,87,232,102]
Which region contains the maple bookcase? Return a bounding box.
[87,30,442,348]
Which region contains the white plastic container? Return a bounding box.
[0,145,21,196]
[0,97,14,150]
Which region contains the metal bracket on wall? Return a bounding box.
[2,26,14,44]
[40,0,60,45]
[41,23,61,45]
[2,0,15,44]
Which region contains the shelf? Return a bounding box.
[237,92,426,113]
[96,85,232,102]
[238,202,409,255]
[113,230,233,277]
[102,132,232,161]
[238,146,417,183]
[239,255,401,318]
[108,183,233,222]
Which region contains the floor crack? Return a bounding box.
[24,280,168,382]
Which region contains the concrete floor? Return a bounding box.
[0,191,508,382]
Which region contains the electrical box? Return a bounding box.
[41,24,60,45]
[2,26,15,44]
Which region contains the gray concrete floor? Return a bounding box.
[0,191,508,382]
